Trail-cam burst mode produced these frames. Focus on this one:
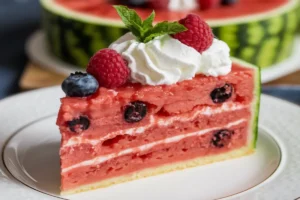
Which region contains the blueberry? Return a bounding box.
[62,72,99,97]
[67,116,90,133]
[211,129,234,148]
[210,83,233,103]
[124,101,147,123]
[117,0,146,7]
[221,0,238,5]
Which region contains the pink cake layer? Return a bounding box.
[61,120,248,191]
[57,64,254,142]
[60,106,250,168]
[58,63,257,193]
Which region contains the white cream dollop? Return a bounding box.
[109,32,232,86]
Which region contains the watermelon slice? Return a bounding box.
[41,0,299,68]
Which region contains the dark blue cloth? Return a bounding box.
[0,1,299,105]
[263,86,300,105]
[0,0,40,99]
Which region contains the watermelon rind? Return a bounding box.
[40,0,299,69]
[214,1,299,68]
[231,58,261,148]
[298,0,300,33]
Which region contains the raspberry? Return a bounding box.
[87,49,130,88]
[172,14,214,53]
[198,0,220,10]
[147,0,169,10]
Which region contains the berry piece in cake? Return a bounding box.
[221,0,238,5]
[87,49,130,88]
[147,0,169,10]
[198,0,220,10]
[172,14,214,53]
[117,0,147,7]
[210,83,233,103]
[67,116,90,133]
[211,129,234,148]
[124,101,147,123]
[62,72,99,97]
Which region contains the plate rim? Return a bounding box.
[1,87,300,200]
[1,114,65,199]
[2,120,284,200]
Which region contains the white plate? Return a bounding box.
[3,120,281,200]
[0,87,300,200]
[26,31,300,84]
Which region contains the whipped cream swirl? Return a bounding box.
[110,33,232,86]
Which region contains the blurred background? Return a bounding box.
[0,0,300,104]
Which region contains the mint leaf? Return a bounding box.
[143,21,187,43]
[114,5,143,39]
[143,11,155,30]
[114,6,187,43]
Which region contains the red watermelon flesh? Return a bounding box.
[55,0,289,21]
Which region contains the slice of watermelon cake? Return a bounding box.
[57,6,261,195]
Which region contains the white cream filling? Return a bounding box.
[63,102,249,147]
[62,118,246,173]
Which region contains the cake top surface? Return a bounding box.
[62,5,232,98]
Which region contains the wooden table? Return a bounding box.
[19,62,300,90]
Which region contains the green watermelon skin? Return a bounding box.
[42,1,299,68]
[214,3,299,68]
[298,1,300,33]
[42,9,128,67]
